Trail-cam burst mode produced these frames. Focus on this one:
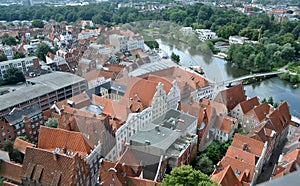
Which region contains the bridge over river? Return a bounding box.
[215,71,284,86]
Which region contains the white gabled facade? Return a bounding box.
[115,81,181,157]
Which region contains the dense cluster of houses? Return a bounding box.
[0,19,295,186]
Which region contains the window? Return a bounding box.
[7,129,10,133]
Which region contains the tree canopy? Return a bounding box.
[3,67,25,85]
[35,43,53,62]
[2,34,17,46]
[31,19,44,28]
[2,140,23,163]
[161,165,218,186]
[45,118,58,128]
[0,54,8,62]
[144,40,159,49]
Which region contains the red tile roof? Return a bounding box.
[92,94,129,122]
[0,160,22,184]
[245,102,270,122]
[214,84,246,110]
[220,117,235,133]
[201,98,228,115]
[126,176,159,186]
[225,146,259,165]
[13,138,35,154]
[218,156,256,182]
[143,67,209,92]
[239,97,260,114]
[38,126,91,156]
[211,165,241,186]
[231,133,264,157]
[22,147,89,186]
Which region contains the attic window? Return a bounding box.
[234,169,241,176]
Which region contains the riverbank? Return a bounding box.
[157,38,300,118]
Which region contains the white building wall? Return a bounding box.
[151,82,167,120]
[166,80,181,110]
[192,85,213,102]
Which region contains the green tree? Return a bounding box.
[203,141,221,164]
[161,165,218,186]
[195,155,214,175]
[18,136,30,143]
[2,34,17,46]
[35,43,53,62]
[144,41,159,49]
[3,67,25,84]
[0,54,7,62]
[2,140,23,163]
[217,25,237,39]
[31,19,44,28]
[45,118,58,128]
[13,51,25,59]
[171,52,180,63]
[261,98,267,103]
[268,96,274,106]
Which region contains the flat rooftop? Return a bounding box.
[0,72,86,111]
[130,123,180,151]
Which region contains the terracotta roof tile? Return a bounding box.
[13,138,36,154]
[22,147,89,186]
[231,133,264,157]
[225,146,259,165]
[219,156,256,182]
[245,102,270,122]
[92,94,129,122]
[219,117,234,133]
[211,165,241,186]
[239,97,260,114]
[126,176,159,186]
[73,114,116,156]
[268,102,291,134]
[0,160,22,183]
[38,126,91,156]
[214,84,246,110]
[280,149,300,166]
[201,98,228,115]
[144,67,209,92]
[127,78,171,108]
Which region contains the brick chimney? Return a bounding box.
[33,58,40,68]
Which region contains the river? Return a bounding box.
[157,39,300,118]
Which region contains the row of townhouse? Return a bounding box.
[211,101,291,186]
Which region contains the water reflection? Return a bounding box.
[157,38,300,118]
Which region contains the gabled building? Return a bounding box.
[272,149,300,180]
[211,133,268,186]
[242,102,271,133]
[20,126,101,186]
[0,104,44,146]
[231,96,260,124]
[99,150,160,186]
[214,84,246,111]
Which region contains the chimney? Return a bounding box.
[53,147,60,161]
[33,58,40,68]
[242,143,248,151]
